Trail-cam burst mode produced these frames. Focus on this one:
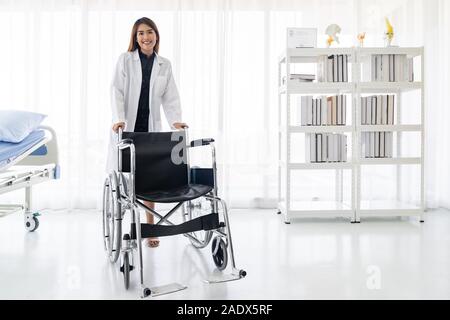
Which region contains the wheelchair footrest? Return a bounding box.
[150,283,187,297]
[130,213,220,239]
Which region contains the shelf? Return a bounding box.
[278,200,353,216]
[279,48,355,63]
[357,125,421,132]
[278,46,424,222]
[280,162,352,170]
[279,47,422,64]
[358,47,423,57]
[358,200,423,217]
[359,157,421,165]
[359,81,422,92]
[283,125,353,133]
[280,81,354,94]
[279,81,422,94]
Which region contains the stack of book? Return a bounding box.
[290,73,315,82]
[361,132,393,158]
[282,73,315,85]
[317,55,349,82]
[362,54,414,82]
[298,95,347,126]
[360,95,395,125]
[306,133,347,163]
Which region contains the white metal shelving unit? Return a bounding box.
[277,46,424,224]
[277,48,357,224]
[355,47,424,223]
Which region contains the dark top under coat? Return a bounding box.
[134,49,156,132]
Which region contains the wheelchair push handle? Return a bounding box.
[116,127,133,150]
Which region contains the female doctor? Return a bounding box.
[108,17,188,248]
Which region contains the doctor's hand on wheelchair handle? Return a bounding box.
[112,121,187,133]
[173,122,189,130]
[112,122,126,133]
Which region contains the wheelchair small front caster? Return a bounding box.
[239,270,247,278]
[141,287,151,298]
[25,214,39,232]
[211,237,228,271]
[120,251,132,290]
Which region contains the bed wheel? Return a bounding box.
[25,216,39,232]
[211,237,228,271]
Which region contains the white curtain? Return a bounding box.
[0,0,448,210]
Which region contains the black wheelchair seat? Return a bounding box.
[121,131,213,204]
[136,183,213,203]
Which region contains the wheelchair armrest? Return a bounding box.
[117,139,134,150]
[190,138,215,147]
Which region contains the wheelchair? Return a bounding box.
[102,129,246,298]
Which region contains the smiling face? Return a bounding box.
[136,23,157,55]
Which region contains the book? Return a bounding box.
[332,95,337,125]
[327,97,332,125]
[376,95,382,124]
[381,95,388,125]
[317,134,322,162]
[343,55,348,82]
[342,135,347,162]
[382,55,390,81]
[380,132,385,157]
[327,56,334,82]
[375,132,380,157]
[333,55,338,82]
[322,133,327,161]
[312,98,316,125]
[321,96,327,126]
[387,95,395,125]
[366,97,372,124]
[338,55,343,82]
[371,96,376,125]
[389,54,394,82]
[343,95,347,125]
[361,97,366,125]
[370,132,375,158]
[337,95,342,125]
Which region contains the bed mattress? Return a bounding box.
[0,130,46,170]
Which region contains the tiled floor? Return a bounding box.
[1,208,449,299]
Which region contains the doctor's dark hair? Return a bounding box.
[127,17,160,53]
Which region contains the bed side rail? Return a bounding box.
[14,126,60,178]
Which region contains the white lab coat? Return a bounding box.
[106,50,182,172]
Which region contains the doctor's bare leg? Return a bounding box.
[144,200,159,247]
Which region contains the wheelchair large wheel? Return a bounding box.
[102,173,122,263]
[118,172,129,199]
[211,236,228,271]
[185,197,213,248]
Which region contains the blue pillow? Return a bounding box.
[0,110,47,143]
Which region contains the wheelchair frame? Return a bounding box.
[103,128,246,298]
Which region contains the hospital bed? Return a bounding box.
[0,126,60,231]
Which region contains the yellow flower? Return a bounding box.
[385,17,393,35]
[327,35,333,46]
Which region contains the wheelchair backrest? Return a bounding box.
[121,131,188,193]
